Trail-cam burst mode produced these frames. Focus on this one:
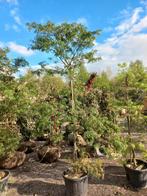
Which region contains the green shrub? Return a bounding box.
[0,128,21,158]
[71,158,104,178]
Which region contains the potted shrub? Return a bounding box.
[116,71,147,188]
[0,48,29,162]
[0,170,9,192]
[120,106,147,189]
[74,87,123,159]
[63,158,103,196]
[33,100,64,163]
[123,142,147,189]
[61,103,107,196]
[0,128,26,169]
[62,112,104,196]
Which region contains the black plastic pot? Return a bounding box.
[0,170,9,192]
[124,159,147,188]
[63,170,88,196]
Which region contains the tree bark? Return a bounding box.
[70,79,75,112]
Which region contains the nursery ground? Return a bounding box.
[4,133,147,196]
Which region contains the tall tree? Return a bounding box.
[27,21,101,111]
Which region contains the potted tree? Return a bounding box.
[27,21,103,195]
[115,63,147,188]
[62,110,104,196]
[123,141,147,188]
[62,84,127,195]
[122,100,147,188]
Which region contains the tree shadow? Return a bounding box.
[9,180,65,196]
[89,165,127,187]
[11,158,70,181]
[89,165,147,193]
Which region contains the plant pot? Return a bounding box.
[37,146,60,163]
[0,170,9,192]
[63,170,88,196]
[0,151,26,169]
[124,159,147,188]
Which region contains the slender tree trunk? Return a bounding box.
[125,74,136,166]
[127,115,131,136]
[132,148,137,167]
[70,79,75,112]
[73,133,78,160]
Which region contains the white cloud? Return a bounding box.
[8,42,34,56]
[10,8,22,25]
[0,42,4,48]
[88,3,147,74]
[3,8,22,32]
[140,0,147,8]
[4,24,10,31]
[76,17,88,26]
[4,23,20,32]
[103,26,113,33]
[115,7,143,35]
[12,24,20,32]
[14,16,21,25]
[132,16,147,32]
[10,9,17,16]
[6,0,18,5]
[0,0,18,5]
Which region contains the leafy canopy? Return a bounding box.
[27,21,101,71]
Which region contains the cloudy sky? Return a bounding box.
[0,0,147,74]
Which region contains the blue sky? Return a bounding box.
[0,0,147,74]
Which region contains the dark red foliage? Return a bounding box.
[85,73,97,92]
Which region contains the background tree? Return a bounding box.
[114,60,147,103]
[112,60,147,133]
[0,48,29,125]
[94,71,112,91]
